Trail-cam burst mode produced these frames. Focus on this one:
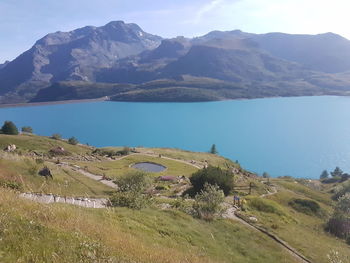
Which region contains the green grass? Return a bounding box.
[136,147,239,169]
[0,189,298,263]
[0,153,113,197]
[0,134,91,156]
[74,154,198,179]
[241,179,350,263]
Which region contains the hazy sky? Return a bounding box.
[1,0,350,62]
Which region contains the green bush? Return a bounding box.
[21,126,33,133]
[288,199,321,216]
[1,121,19,135]
[68,137,79,145]
[327,193,350,240]
[248,197,285,216]
[332,181,350,200]
[193,183,224,221]
[51,133,62,140]
[189,166,234,196]
[111,172,153,209]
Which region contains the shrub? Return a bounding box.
[289,198,321,216]
[116,146,131,156]
[189,166,234,196]
[21,126,33,133]
[327,193,350,240]
[51,133,62,140]
[332,181,350,200]
[193,183,224,221]
[1,121,19,135]
[110,172,153,209]
[68,137,79,145]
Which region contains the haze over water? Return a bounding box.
[1,96,350,178]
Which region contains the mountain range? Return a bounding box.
[1,21,350,103]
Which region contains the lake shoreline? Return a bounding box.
[0,97,109,109]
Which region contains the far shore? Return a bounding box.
[0,97,109,109]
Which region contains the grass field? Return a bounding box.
[242,179,350,263]
[74,154,199,179]
[0,189,299,263]
[0,153,113,197]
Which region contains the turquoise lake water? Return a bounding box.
[1,96,350,178]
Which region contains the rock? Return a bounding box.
[249,216,258,222]
[4,144,16,152]
[38,166,53,179]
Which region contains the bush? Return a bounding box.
[193,183,224,221]
[332,181,350,200]
[1,121,19,135]
[110,172,153,209]
[21,126,33,133]
[289,199,321,216]
[68,137,79,145]
[327,193,350,240]
[51,133,62,140]
[189,166,234,196]
[116,147,131,156]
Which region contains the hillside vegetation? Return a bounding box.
[0,133,349,262]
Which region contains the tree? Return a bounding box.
[320,170,329,180]
[189,166,234,196]
[193,183,224,221]
[51,133,62,140]
[262,172,270,185]
[21,126,33,133]
[68,136,79,145]
[210,144,218,154]
[331,167,343,178]
[1,121,19,135]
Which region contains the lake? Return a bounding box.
[1,96,350,178]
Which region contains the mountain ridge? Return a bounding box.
[1,21,350,103]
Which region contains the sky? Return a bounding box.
[1,0,350,62]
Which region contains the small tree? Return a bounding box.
[21,126,33,133]
[110,172,152,209]
[1,121,19,135]
[68,136,79,145]
[193,183,224,221]
[51,133,62,140]
[320,170,329,180]
[331,167,343,178]
[210,144,218,154]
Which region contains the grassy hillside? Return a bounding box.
[0,133,349,262]
[239,178,350,263]
[0,188,299,263]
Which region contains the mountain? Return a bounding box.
[0,21,161,102]
[2,22,350,103]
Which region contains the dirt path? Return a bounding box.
[59,163,119,190]
[223,202,312,263]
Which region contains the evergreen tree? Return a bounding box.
[331,167,343,178]
[210,144,218,154]
[320,170,329,180]
[1,121,19,135]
